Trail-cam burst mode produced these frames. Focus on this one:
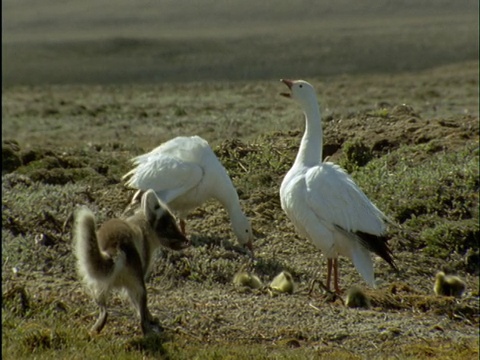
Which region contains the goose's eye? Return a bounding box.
[245,229,249,233]
[299,85,303,88]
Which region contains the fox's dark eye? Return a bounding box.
[154,204,160,210]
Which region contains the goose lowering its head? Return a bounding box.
[279,79,397,293]
[123,136,254,254]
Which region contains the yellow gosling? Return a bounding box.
[345,285,371,309]
[233,271,263,289]
[434,271,466,298]
[269,271,295,294]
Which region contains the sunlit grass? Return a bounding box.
[2,72,479,358]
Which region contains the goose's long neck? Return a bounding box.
[214,171,244,220]
[219,189,244,220]
[294,101,323,167]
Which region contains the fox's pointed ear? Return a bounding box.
[142,190,163,223]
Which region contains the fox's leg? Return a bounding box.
[126,278,160,335]
[91,290,109,334]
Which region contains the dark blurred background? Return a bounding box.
[2,0,478,86]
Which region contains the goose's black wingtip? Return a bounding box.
[355,231,399,272]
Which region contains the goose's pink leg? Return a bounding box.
[333,258,342,294]
[326,258,342,294]
[326,258,333,291]
[180,219,186,235]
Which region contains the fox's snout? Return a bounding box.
[155,214,191,251]
[164,235,190,251]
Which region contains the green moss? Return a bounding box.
[16,157,59,173]
[20,149,55,165]
[21,328,68,352]
[2,144,23,173]
[350,144,479,257]
[339,140,373,172]
[214,135,293,194]
[23,167,104,185]
[421,219,479,258]
[125,333,168,357]
[174,106,187,117]
[2,285,30,317]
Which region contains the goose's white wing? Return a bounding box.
[124,153,203,203]
[141,136,211,163]
[305,162,386,235]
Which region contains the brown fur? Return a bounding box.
[73,189,189,335]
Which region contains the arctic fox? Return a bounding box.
[73,189,190,335]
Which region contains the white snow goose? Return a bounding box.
[278,79,397,293]
[123,135,254,254]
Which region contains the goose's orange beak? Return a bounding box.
[280,79,293,98]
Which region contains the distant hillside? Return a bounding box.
[2,0,478,85]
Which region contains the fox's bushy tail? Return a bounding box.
[73,207,114,288]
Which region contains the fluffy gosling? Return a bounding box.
[269,271,295,294]
[233,271,263,289]
[434,271,466,298]
[345,286,371,309]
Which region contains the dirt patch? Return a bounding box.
[2,64,479,358]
